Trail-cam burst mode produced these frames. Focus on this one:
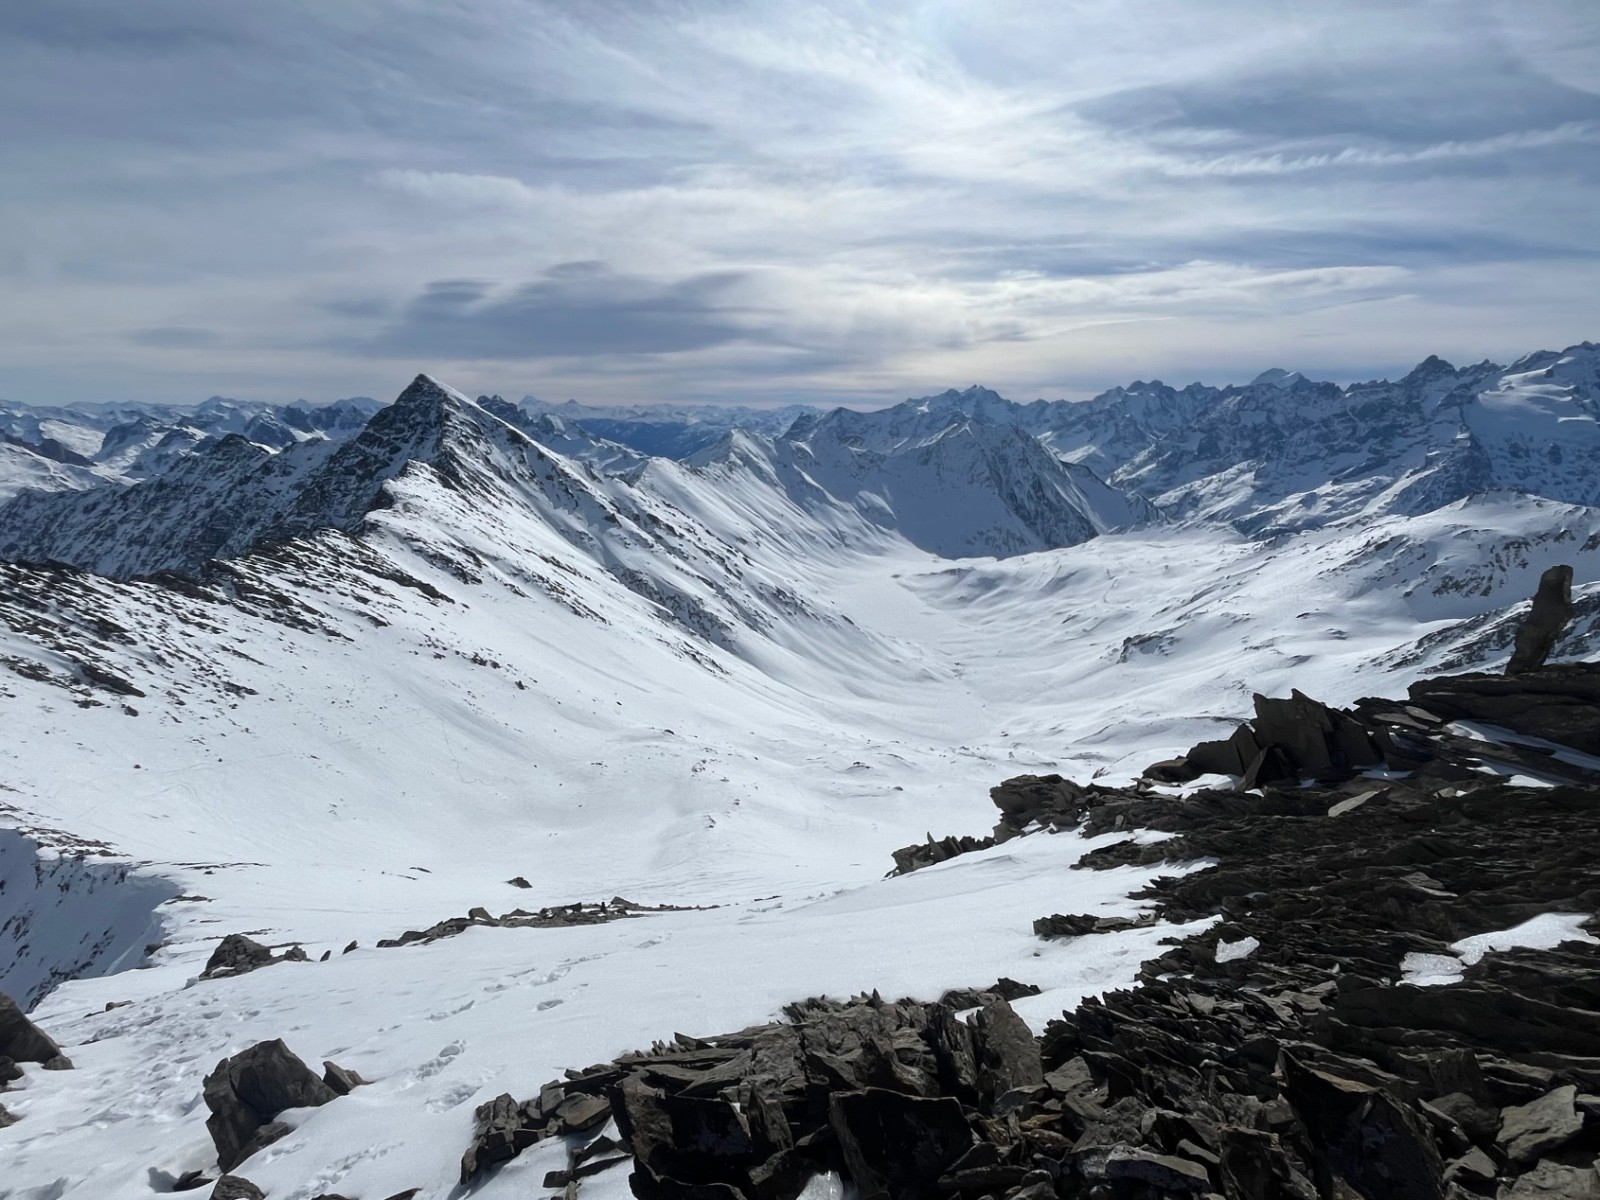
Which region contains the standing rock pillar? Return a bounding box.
[1507,564,1574,675]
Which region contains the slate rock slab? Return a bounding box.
[1498,1085,1584,1166]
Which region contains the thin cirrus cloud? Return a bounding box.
[0,0,1598,406]
[1163,122,1600,177]
[353,266,754,360]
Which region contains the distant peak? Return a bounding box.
[1250,368,1306,389]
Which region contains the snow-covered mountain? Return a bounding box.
[869,344,1600,536]
[0,394,383,500]
[3,348,1600,1200]
[682,405,1161,558]
[518,395,819,458]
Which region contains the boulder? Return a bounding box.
[971,999,1042,1104]
[211,1178,266,1200]
[888,832,995,876]
[0,991,65,1066]
[1508,565,1575,676]
[553,1090,611,1134]
[203,1039,339,1171]
[925,1004,979,1103]
[1280,1053,1443,1200]
[1498,1086,1584,1166]
[459,1091,545,1183]
[828,1088,971,1200]
[1500,1160,1600,1199]
[1144,757,1202,784]
[320,1060,366,1096]
[1253,690,1337,776]
[615,1075,755,1187]
[1191,724,1264,777]
[1032,913,1099,939]
[201,935,282,980]
[1103,1145,1212,1192]
[1430,1091,1501,1143]
[1442,1147,1496,1190]
[987,774,1082,826]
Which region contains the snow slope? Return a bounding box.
[2,361,1600,1199]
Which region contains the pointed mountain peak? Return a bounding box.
[392,373,474,414]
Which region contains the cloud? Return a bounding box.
[127,326,223,348]
[1164,122,1600,177]
[355,265,754,360]
[375,169,542,209]
[0,0,1597,405]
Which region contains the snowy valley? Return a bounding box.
[2,345,1600,1200]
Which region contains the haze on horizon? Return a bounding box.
[3,0,1598,409]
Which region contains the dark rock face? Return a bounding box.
[1508,564,1575,675]
[0,991,67,1068]
[1410,663,1600,754]
[202,1039,339,1171]
[829,1089,972,1200]
[1280,1053,1442,1200]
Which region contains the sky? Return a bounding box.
[2,0,1599,408]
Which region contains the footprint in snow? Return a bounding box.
[426,1078,487,1113]
[404,1040,466,1085]
[426,998,476,1021]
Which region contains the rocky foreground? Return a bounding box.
[4,663,1600,1200]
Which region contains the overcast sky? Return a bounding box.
[3,0,1598,407]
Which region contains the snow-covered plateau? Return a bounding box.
[2,348,1599,1199]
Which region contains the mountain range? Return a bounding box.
[2,341,1599,1200]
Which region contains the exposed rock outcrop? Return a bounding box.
[202,1039,342,1171]
[0,991,71,1073]
[210,1177,266,1200]
[1508,564,1576,675]
[379,896,709,949]
[200,934,308,980]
